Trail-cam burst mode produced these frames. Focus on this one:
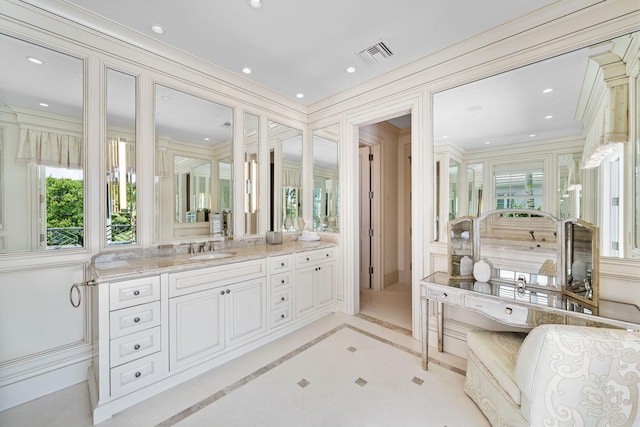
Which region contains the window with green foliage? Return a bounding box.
[43,167,84,248]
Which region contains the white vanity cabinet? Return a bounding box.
[294,248,336,318]
[268,254,294,328]
[167,259,267,372]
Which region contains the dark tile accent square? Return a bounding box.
[411,376,424,386]
[347,346,357,352]
[297,378,310,388]
[355,377,368,387]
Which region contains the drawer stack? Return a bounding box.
[108,276,164,396]
[268,254,293,328]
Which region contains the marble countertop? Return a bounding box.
[91,240,337,282]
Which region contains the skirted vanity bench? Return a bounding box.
[420,209,640,426]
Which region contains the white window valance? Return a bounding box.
[16,128,83,170]
[107,137,135,174]
[581,83,628,169]
[283,169,301,188]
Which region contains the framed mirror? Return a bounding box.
[433,31,639,260]
[105,69,136,246]
[267,121,303,232]
[0,33,84,253]
[154,84,233,241]
[563,218,599,305]
[312,124,339,232]
[478,210,561,290]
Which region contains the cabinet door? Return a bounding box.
[169,288,225,371]
[227,278,267,347]
[295,268,316,317]
[316,262,335,307]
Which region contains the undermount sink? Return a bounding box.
[189,252,236,260]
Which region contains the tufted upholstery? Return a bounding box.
[465,325,640,427]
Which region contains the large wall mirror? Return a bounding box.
[154,84,233,241]
[268,121,303,232]
[0,33,84,253]
[312,124,339,232]
[106,69,137,246]
[434,31,639,260]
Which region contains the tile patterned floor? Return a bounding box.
[0,313,489,427]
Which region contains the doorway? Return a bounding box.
[358,115,412,330]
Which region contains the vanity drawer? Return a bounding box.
[169,259,266,297]
[110,301,161,339]
[270,272,292,290]
[295,248,335,267]
[270,289,292,310]
[270,306,292,328]
[427,287,462,306]
[464,295,530,326]
[110,352,165,397]
[110,326,161,367]
[269,254,292,274]
[110,276,160,310]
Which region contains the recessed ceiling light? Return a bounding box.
[151,25,165,35]
[248,0,263,8]
[27,56,43,65]
[529,134,536,137]
[296,93,304,99]
[242,67,252,74]
[346,66,356,73]
[39,102,49,107]
[543,88,553,94]
[204,137,210,141]
[545,115,553,119]
[442,135,448,139]
[484,141,491,145]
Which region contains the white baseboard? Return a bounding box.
[0,357,90,412]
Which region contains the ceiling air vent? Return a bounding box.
[358,41,394,65]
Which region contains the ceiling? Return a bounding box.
[52,0,557,105]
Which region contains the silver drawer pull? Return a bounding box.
[134,317,141,323]
[134,344,141,350]
[505,307,513,315]
[134,371,141,378]
[133,290,140,296]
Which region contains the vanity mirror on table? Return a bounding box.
[422,208,639,370]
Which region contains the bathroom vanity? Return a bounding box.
[87,240,336,424]
[420,209,640,370]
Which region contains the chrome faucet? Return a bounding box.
[516,275,527,293]
[198,242,206,253]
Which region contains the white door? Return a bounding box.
[169,288,225,371]
[227,278,267,347]
[359,146,372,289]
[317,262,335,307]
[295,267,316,316]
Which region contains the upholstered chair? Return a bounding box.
[465,324,640,426]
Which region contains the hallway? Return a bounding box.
[359,282,412,331]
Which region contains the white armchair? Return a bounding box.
[464,324,640,426]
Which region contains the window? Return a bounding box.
[494,162,543,210]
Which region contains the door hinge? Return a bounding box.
[410,262,412,271]
[369,191,374,199]
[369,153,374,162]
[612,197,619,206]
[369,229,374,237]
[369,266,374,275]
[612,241,619,251]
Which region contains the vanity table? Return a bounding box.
[420,209,640,370]
[420,271,640,369]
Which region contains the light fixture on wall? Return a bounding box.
[248,0,263,8]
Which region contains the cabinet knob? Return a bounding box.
[134,372,142,378]
[318,267,321,271]
[133,290,140,296]
[281,296,285,301]
[306,257,310,261]
[134,317,141,323]
[505,307,513,315]
[326,253,329,257]
[221,290,225,295]
[281,279,285,284]
[281,314,285,319]
[442,293,448,299]
[281,262,285,267]
[134,344,141,350]
[226,289,230,294]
